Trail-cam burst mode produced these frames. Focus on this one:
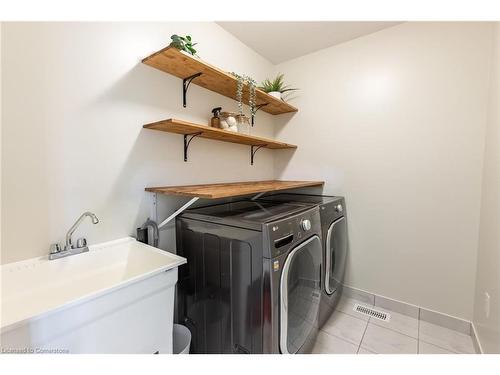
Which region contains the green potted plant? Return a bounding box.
[259,73,298,100]
[169,34,198,56]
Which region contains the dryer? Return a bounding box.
[175,200,322,354]
[257,194,347,328]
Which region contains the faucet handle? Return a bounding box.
[50,243,62,254]
[76,237,87,249]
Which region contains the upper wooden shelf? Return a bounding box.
[143,118,297,149]
[145,180,324,199]
[142,46,298,115]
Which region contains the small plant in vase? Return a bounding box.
[259,73,298,101]
[169,34,198,56]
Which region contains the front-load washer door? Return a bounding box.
[280,235,322,354]
[325,217,347,295]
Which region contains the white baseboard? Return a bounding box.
[342,284,475,339]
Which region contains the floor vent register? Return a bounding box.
[354,304,391,322]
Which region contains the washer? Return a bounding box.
[175,200,322,354]
[257,194,347,328]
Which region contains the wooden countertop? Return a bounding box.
[145,180,324,199]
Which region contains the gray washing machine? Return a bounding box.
[175,200,323,354]
[257,194,347,328]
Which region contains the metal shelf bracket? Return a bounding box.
[182,72,202,107]
[158,197,200,230]
[250,191,267,200]
[250,144,267,165]
[184,132,203,162]
[251,103,269,126]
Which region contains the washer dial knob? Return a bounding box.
[301,219,312,231]
[335,204,343,213]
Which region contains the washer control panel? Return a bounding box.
[265,206,321,258]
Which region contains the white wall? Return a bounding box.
[1,22,277,264]
[274,22,493,319]
[473,22,500,353]
[0,23,2,264]
[2,22,497,323]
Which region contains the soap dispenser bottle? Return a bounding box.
[211,107,222,128]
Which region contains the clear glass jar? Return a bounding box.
[236,114,250,135]
[219,112,238,132]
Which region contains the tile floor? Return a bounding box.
[311,297,477,354]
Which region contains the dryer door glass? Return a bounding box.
[280,235,322,354]
[325,217,347,295]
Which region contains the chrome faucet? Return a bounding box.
[49,211,99,260]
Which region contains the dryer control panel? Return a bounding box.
[263,206,321,259]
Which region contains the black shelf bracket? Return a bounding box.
[251,103,269,126]
[184,132,202,162]
[250,144,268,165]
[182,72,202,107]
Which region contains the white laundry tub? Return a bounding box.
[0,237,186,354]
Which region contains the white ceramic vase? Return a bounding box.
[268,91,282,99]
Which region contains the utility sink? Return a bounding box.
[1,237,186,354]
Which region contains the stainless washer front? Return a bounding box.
[279,235,322,354]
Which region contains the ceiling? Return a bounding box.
[216,22,402,64]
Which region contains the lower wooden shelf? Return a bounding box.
[144,118,297,164]
[143,118,296,149]
[145,180,324,199]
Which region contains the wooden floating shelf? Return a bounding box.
[146,180,324,199]
[142,46,298,115]
[143,118,297,149]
